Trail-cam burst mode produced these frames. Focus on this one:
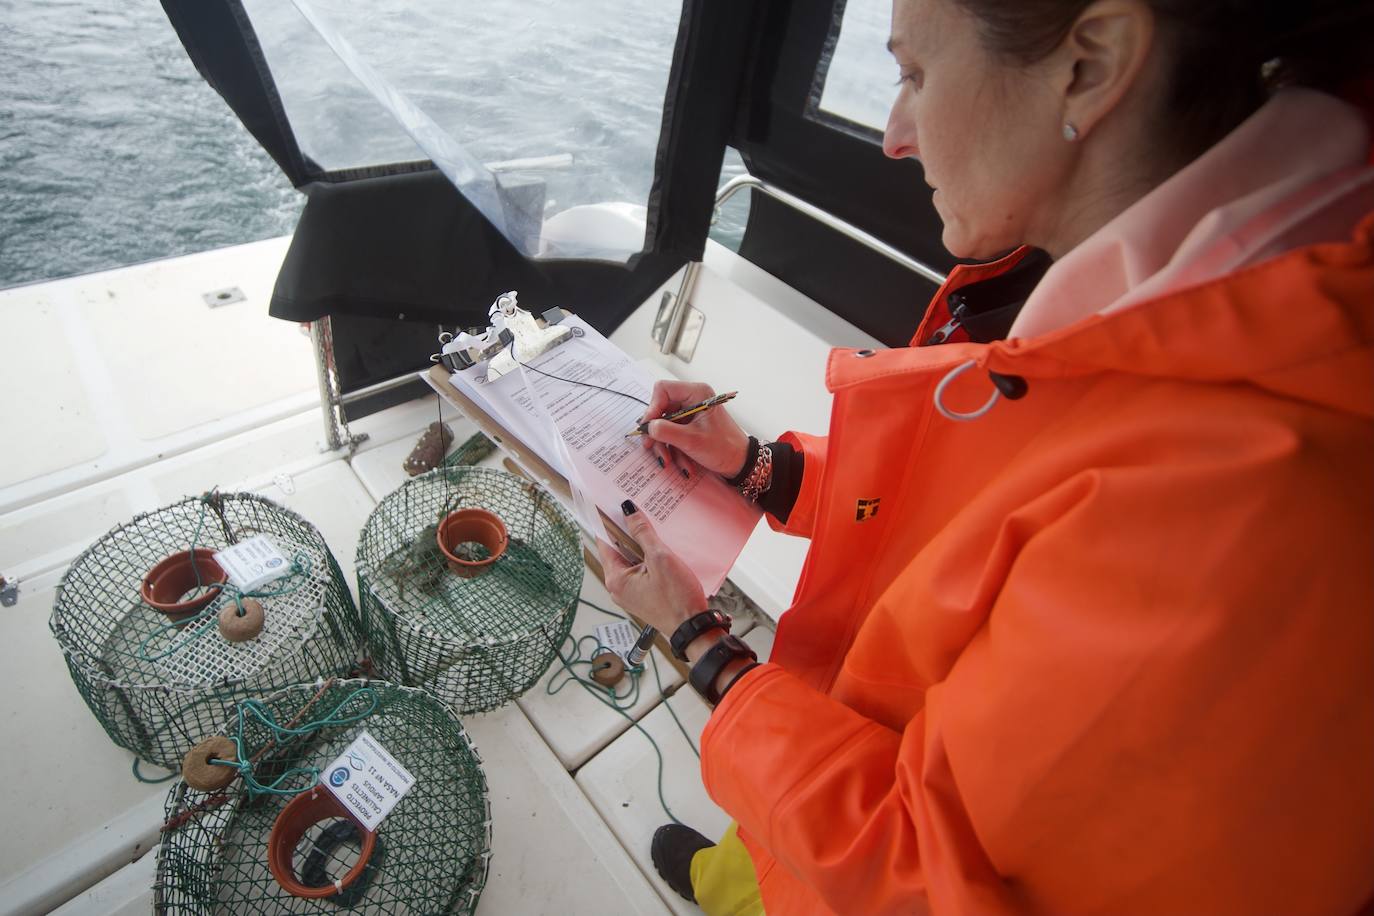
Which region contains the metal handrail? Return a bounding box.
[658,175,947,354]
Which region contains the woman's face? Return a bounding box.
[884,0,1070,259]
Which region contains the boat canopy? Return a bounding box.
[161,0,953,395]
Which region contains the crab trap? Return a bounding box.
[356,465,582,713]
[155,679,490,914]
[50,492,365,769]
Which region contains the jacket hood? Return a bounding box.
[977,209,1374,419]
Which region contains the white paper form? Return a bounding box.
[447,317,760,595]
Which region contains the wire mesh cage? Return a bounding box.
[50,492,365,769]
[356,465,582,713]
[155,679,491,914]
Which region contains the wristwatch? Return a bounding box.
[669,608,732,662]
[689,633,758,705]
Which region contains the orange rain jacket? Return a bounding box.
[699,212,1374,915]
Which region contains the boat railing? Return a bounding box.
[653,174,948,357]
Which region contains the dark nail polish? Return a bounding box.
[680,468,690,479]
[656,456,665,468]
[621,499,637,516]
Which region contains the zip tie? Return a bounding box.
[933,359,1001,422]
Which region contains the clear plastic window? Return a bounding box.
[813,0,897,137]
[241,0,684,261]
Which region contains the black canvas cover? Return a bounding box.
[160,0,759,392]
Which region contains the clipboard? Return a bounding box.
[423,364,642,563]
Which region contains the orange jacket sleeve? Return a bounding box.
[766,431,826,539]
[701,461,1374,915]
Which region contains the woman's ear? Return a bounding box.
[1055,0,1156,139]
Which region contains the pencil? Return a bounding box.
[625,391,738,438]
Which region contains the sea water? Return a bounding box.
[1,0,302,289]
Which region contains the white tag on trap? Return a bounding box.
[214,535,292,592]
[322,730,416,831]
[593,620,638,665]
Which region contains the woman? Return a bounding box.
[598,0,1374,912]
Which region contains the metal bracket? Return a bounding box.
[650,290,676,345]
[674,305,705,362]
[651,284,706,362]
[0,577,18,607]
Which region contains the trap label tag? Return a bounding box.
[322,730,416,832]
[214,535,293,592]
[593,620,638,665]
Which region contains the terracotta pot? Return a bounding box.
[267,787,376,899]
[435,508,508,579]
[140,548,227,622]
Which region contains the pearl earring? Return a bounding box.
[1062,122,1080,142]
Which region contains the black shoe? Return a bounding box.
[651,823,714,903]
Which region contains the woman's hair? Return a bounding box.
[950,1,1374,160]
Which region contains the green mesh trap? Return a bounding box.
[50,492,365,769]
[155,679,490,914]
[356,466,581,713]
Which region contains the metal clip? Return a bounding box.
[927,316,961,345]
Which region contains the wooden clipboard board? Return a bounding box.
[423,364,687,676]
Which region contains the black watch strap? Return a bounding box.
[690,634,758,705]
[723,436,760,487]
[721,662,761,700]
[669,609,732,662]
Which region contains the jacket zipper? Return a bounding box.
[926,293,967,345]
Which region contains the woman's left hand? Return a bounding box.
[596,500,707,634]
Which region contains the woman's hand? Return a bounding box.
[639,380,750,478]
[596,500,707,635]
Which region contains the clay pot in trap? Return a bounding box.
[141,548,228,622]
[267,786,378,900]
[435,509,508,579]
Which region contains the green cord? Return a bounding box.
[577,599,699,758]
[208,686,380,797]
[545,599,702,826]
[132,757,177,784]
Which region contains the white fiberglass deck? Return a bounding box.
[0,228,866,914]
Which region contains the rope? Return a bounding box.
[545,598,701,826]
[162,677,350,831]
[578,599,699,760]
[132,757,177,784]
[209,685,380,797]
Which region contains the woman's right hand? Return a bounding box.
[639,380,751,478]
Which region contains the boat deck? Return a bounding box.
[0,232,852,914]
